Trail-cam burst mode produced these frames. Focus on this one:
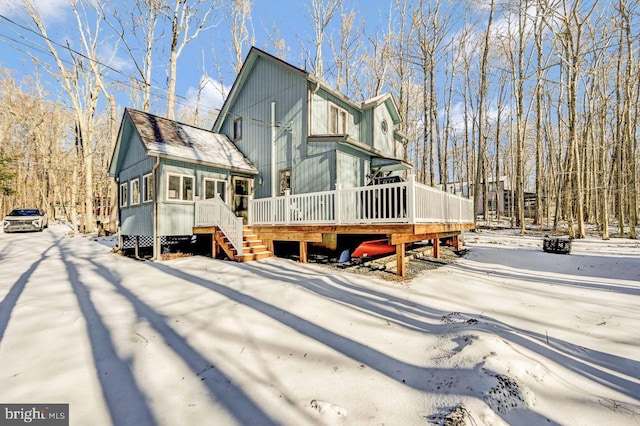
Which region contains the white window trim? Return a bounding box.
[328,103,347,135]
[119,182,128,208]
[130,178,140,206]
[203,177,227,201]
[142,173,153,203]
[166,173,195,203]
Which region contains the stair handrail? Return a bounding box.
[203,195,243,257]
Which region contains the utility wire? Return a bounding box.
[0,12,283,129]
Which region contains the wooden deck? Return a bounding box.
[193,177,475,278]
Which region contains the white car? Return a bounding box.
[3,209,49,233]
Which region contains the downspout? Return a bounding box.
[151,155,160,260]
[271,101,277,197]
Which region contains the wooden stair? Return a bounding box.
[214,226,272,262]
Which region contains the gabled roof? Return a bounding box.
[361,93,401,125]
[212,46,308,133]
[212,46,403,131]
[110,109,258,176]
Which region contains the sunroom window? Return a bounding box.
[130,178,140,205]
[119,182,128,208]
[167,174,194,202]
[142,173,153,203]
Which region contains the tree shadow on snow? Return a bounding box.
[80,256,279,426]
[0,244,56,344]
[55,238,158,426]
[241,261,640,402]
[151,260,560,425]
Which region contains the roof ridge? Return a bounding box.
[125,107,216,133]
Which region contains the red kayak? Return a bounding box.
[351,239,395,258]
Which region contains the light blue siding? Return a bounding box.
[360,109,373,148]
[158,159,253,235]
[217,49,404,198]
[309,88,361,141]
[373,105,394,155]
[219,56,307,198]
[119,127,155,236]
[337,152,360,188]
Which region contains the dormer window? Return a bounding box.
[381,119,388,134]
[329,104,347,134]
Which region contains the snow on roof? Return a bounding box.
[362,93,388,106]
[127,109,258,174]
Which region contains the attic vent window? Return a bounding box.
[381,119,388,134]
[233,117,243,141]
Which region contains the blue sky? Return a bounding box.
[0,0,393,118]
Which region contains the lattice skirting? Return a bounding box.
[121,235,191,249]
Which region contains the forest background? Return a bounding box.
[0,0,637,240]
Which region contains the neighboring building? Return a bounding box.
[439,176,536,217]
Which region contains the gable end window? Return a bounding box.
[130,178,140,205]
[119,182,128,208]
[167,174,194,202]
[329,104,347,135]
[233,117,242,141]
[143,173,154,203]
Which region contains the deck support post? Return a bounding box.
[433,237,440,259]
[299,241,308,263]
[266,239,274,253]
[396,243,406,278]
[211,234,218,258]
[134,236,140,258]
[452,235,460,251]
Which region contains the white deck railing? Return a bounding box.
[248,175,474,226]
[195,195,243,256]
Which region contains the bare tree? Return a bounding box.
[329,8,363,96]
[102,0,164,112]
[229,0,254,74]
[410,0,450,187]
[474,0,496,221]
[542,0,598,238]
[22,0,112,233]
[263,24,288,60]
[306,0,343,80]
[164,0,221,120]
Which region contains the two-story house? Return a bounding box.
[212,46,411,200]
[110,46,474,275]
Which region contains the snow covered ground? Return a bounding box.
[0,224,638,425]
